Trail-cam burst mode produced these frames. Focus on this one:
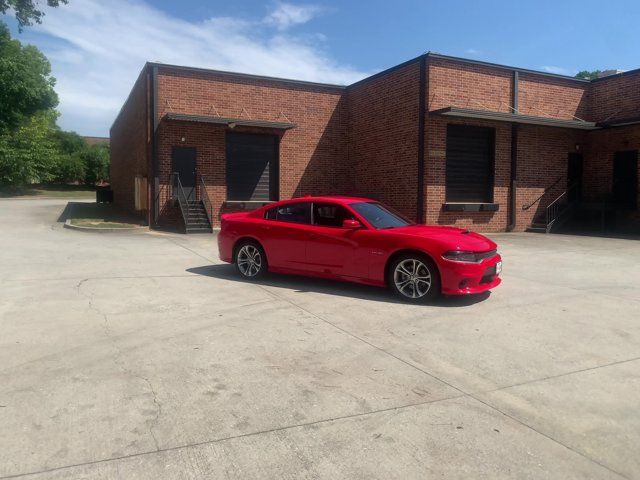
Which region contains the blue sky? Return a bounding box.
[4,0,639,136]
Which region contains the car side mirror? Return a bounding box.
[342,219,362,229]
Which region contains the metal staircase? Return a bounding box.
[171,173,213,234]
[526,181,580,234]
[184,200,213,233]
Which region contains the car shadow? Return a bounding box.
[187,264,490,308]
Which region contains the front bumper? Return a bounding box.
[439,254,502,295]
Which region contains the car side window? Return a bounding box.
[264,207,277,220]
[276,202,311,224]
[312,203,354,228]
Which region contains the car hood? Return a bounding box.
[388,225,497,252]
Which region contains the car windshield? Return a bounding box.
[350,202,413,229]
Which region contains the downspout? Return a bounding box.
[416,54,427,224]
[150,65,159,226]
[507,70,519,231]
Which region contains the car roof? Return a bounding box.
[274,195,374,206]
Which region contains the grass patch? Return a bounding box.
[70,219,140,229]
[64,202,145,229]
[0,184,96,199]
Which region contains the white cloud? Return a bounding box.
[465,48,481,55]
[264,2,323,31]
[540,65,574,76]
[16,0,368,136]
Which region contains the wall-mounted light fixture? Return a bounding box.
[180,137,186,143]
[228,122,237,129]
[575,143,581,151]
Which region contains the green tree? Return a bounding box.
[0,0,67,31]
[50,130,86,183]
[575,70,602,80]
[81,143,109,185]
[0,22,58,133]
[0,109,61,184]
[50,131,110,184]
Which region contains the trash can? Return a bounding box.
[96,188,113,203]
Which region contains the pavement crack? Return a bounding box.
[76,279,162,452]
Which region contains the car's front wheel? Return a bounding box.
[235,241,267,279]
[388,254,440,302]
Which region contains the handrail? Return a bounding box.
[545,180,581,232]
[522,176,563,210]
[170,172,189,230]
[199,175,213,227]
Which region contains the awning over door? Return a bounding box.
[164,112,296,130]
[432,107,598,130]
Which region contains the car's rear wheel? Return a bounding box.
[388,254,440,302]
[235,241,267,279]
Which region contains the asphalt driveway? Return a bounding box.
[1,198,639,479]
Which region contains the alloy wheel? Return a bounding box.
[393,258,432,299]
[237,245,262,277]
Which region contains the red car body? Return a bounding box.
[218,196,501,296]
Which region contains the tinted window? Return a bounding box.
[226,133,278,201]
[350,202,412,229]
[446,124,495,202]
[312,203,354,228]
[264,207,277,220]
[276,202,311,224]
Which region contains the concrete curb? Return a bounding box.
[64,218,149,234]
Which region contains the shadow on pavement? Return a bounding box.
[57,201,146,225]
[187,264,490,308]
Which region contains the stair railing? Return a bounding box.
[545,180,580,233]
[170,172,189,229]
[198,175,213,228]
[522,176,563,211]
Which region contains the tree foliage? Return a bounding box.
[0,22,58,133]
[0,0,67,31]
[0,109,61,184]
[0,115,111,185]
[0,17,110,186]
[575,70,602,80]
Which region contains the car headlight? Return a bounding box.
[442,250,482,263]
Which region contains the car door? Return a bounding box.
[305,202,369,278]
[259,202,312,270]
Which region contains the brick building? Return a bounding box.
[110,52,640,233]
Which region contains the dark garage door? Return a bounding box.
[226,133,278,201]
[613,150,638,210]
[446,125,495,203]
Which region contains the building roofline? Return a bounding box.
[146,62,348,90]
[110,64,149,133]
[590,66,640,83]
[346,55,423,88]
[425,52,591,83]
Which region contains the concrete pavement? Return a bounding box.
[0,198,639,479]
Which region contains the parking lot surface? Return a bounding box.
[1,198,639,479]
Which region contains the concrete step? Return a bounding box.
[186,227,213,234]
[526,226,548,233]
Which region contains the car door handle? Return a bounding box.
[261,225,271,230]
[309,233,318,239]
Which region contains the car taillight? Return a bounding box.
[442,251,481,263]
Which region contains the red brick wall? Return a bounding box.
[155,121,285,228]
[109,68,149,219]
[424,58,599,232]
[515,126,587,230]
[584,125,640,227]
[427,57,513,113]
[347,60,421,220]
[424,116,511,232]
[111,58,640,233]
[518,73,589,120]
[590,71,640,122]
[156,68,349,212]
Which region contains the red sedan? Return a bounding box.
[218,196,501,302]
